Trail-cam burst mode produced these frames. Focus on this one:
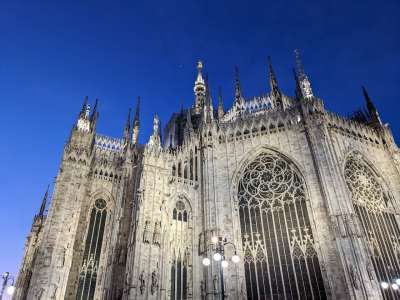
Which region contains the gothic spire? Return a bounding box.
[38,186,49,217]
[204,73,213,123]
[194,60,206,113]
[217,87,224,119]
[132,96,140,144]
[234,66,242,103]
[124,107,131,143]
[293,68,302,100]
[79,96,89,119]
[362,86,382,126]
[268,56,282,108]
[294,49,314,99]
[148,113,161,148]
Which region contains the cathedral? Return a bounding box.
[14,51,400,300]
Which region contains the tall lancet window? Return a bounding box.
[344,154,400,300]
[76,199,107,300]
[238,151,326,299]
[170,200,191,300]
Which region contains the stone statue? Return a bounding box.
[143,221,151,244]
[153,221,161,247]
[151,270,158,294]
[139,271,146,294]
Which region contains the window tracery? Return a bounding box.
[170,200,192,299]
[344,154,400,299]
[76,199,107,300]
[238,151,326,299]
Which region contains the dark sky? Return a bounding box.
[0,0,399,284]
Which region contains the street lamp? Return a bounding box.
[202,236,240,299]
[1,272,15,299]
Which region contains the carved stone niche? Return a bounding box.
[143,220,151,244]
[152,221,161,247]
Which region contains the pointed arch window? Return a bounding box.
[76,199,107,300]
[238,151,326,299]
[344,154,400,300]
[170,200,191,299]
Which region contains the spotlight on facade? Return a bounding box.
[232,254,240,263]
[7,285,15,295]
[396,278,400,286]
[202,257,211,266]
[211,236,219,244]
[392,283,399,290]
[213,252,222,261]
[381,282,389,289]
[221,260,229,268]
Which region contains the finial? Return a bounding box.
[39,185,49,217]
[197,60,203,73]
[194,60,206,113]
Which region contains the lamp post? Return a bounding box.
[202,236,240,299]
[0,272,15,299]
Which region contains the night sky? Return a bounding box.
[0,0,399,291]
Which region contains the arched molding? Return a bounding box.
[88,188,115,211]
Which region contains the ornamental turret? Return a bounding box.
[203,73,214,123]
[234,66,245,108]
[148,114,161,148]
[194,61,206,114]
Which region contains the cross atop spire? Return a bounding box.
[362,86,382,126]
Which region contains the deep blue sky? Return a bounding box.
[0,0,399,286]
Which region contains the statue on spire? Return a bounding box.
[148,114,161,148]
[77,96,91,132]
[294,49,314,100]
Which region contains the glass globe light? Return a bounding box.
[202,257,211,266]
[213,252,222,261]
[392,283,399,290]
[381,282,389,289]
[232,254,240,263]
[7,285,15,295]
[396,278,400,286]
[211,236,219,244]
[221,260,229,268]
